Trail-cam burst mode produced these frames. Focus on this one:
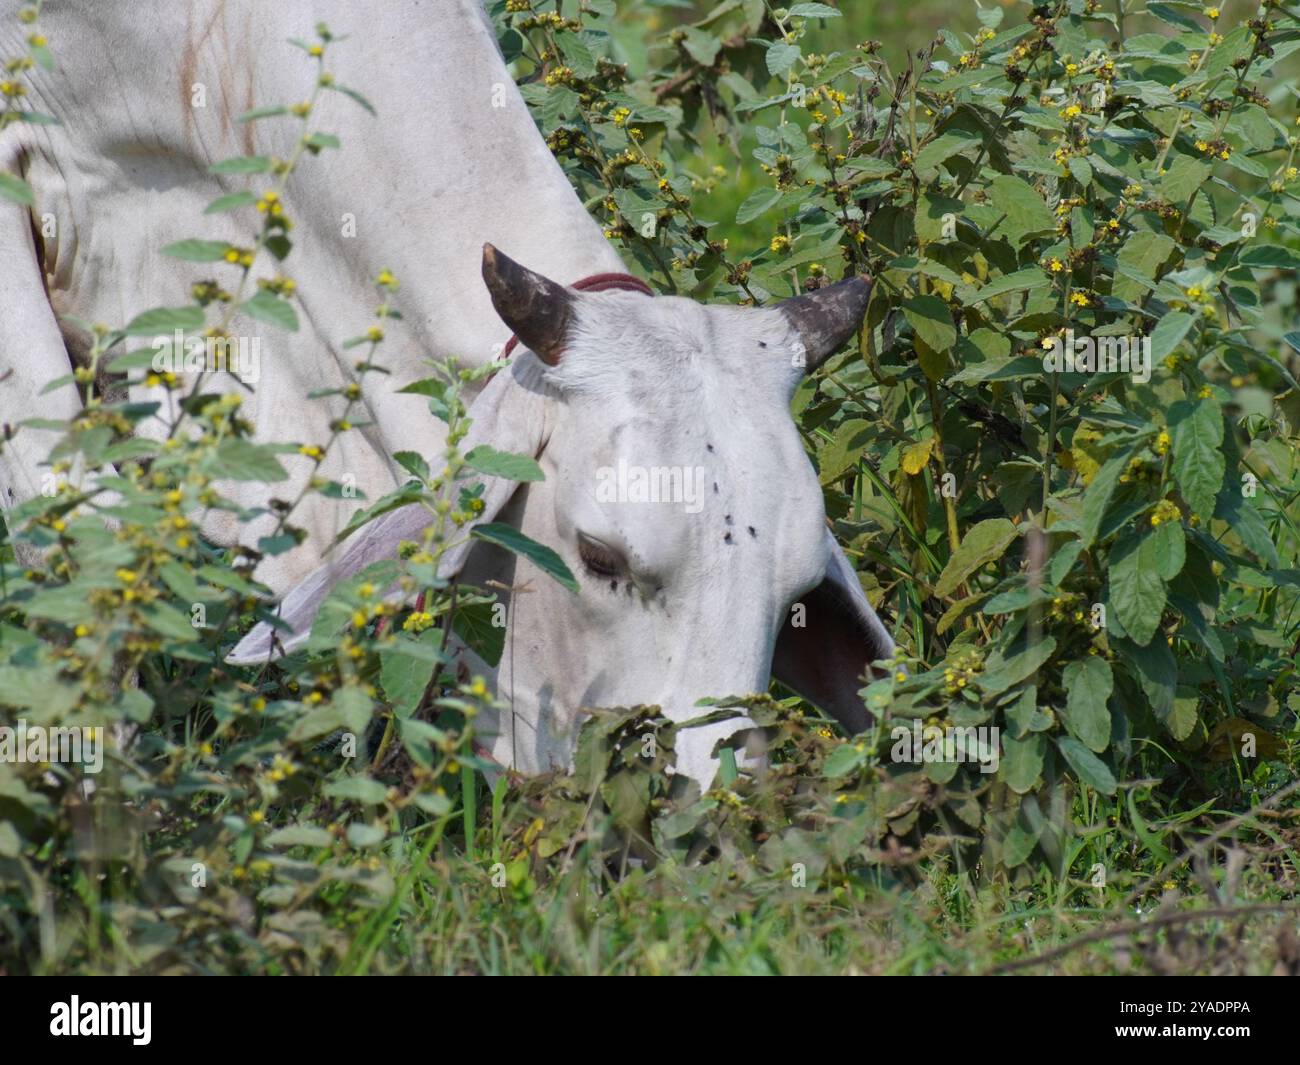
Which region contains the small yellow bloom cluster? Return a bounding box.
[769,234,790,254]
[1048,592,1090,629]
[1193,138,1230,161]
[1154,430,1171,456]
[944,649,983,695]
[266,754,298,783]
[1119,455,1159,486]
[223,246,256,269]
[257,190,283,218]
[1069,291,1092,308]
[403,610,434,634]
[1150,499,1182,527]
[258,274,296,296]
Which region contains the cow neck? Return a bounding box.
[500,273,654,358]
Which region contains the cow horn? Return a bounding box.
[778,275,872,372]
[481,243,573,366]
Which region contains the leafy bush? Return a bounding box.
[0,0,1297,974]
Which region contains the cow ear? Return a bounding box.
[771,529,895,733]
[225,361,549,665]
[778,275,871,372]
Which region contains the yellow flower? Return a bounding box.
[1048,258,1065,273]
[769,234,790,254]
[1204,6,1219,18]
[1070,292,1090,307]
[116,568,138,584]
[299,444,323,459]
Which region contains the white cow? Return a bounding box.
[0,1,893,788]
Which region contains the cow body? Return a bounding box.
[1,0,621,590]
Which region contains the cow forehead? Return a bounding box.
[553,291,798,401]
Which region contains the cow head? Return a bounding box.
[228,244,893,789]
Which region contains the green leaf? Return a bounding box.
[967,267,1050,304]
[463,445,544,482]
[766,41,800,77]
[736,187,782,225]
[1120,637,1177,724]
[266,824,333,848]
[393,450,429,483]
[787,3,843,17]
[822,743,867,778]
[914,132,980,180]
[979,636,1056,696]
[0,171,34,206]
[289,688,373,743]
[986,174,1055,246]
[215,438,288,482]
[161,239,232,263]
[238,105,289,122]
[682,28,721,66]
[324,776,388,805]
[1161,156,1210,204]
[330,84,377,115]
[241,289,299,332]
[902,295,956,352]
[380,630,440,717]
[1112,231,1175,302]
[934,518,1018,598]
[1109,530,1166,646]
[471,523,577,593]
[1168,398,1224,520]
[1001,733,1045,794]
[123,305,205,337]
[451,599,505,669]
[1056,737,1117,795]
[204,191,258,214]
[1079,449,1130,550]
[1148,309,1194,361]
[1151,518,1185,580]
[1061,657,1113,752]
[1239,244,1300,270]
[208,155,273,174]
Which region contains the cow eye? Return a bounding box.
[577,532,624,579]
